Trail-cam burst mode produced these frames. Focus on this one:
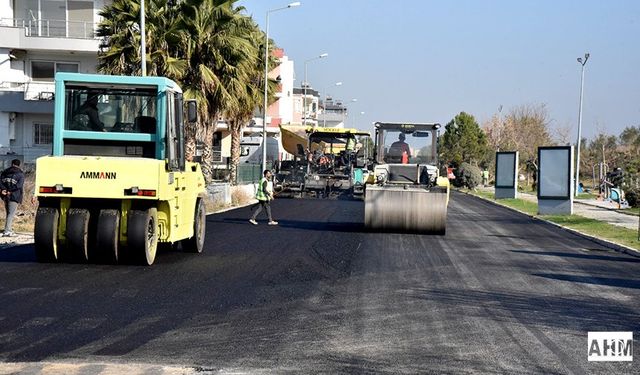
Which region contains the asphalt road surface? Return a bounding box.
[1,192,639,374]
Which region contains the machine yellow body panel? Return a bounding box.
[35,156,206,244]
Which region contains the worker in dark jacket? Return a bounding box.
[76,94,105,131]
[249,170,278,225]
[0,159,25,237]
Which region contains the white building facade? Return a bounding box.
[0,0,108,165]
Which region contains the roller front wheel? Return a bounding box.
[128,208,158,266]
[182,199,206,253]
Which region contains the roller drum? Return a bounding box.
[364,185,447,234]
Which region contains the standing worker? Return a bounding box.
[249,170,278,225]
[0,159,25,237]
[482,168,489,187]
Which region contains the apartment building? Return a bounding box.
[0,3,299,177]
[0,0,109,165]
[214,48,296,171]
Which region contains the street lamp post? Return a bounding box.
[323,81,342,127]
[262,2,300,173]
[303,53,328,126]
[575,52,590,196]
[355,111,365,129]
[140,0,146,76]
[344,98,357,127]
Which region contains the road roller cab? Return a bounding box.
[34,73,207,265]
[364,122,449,234]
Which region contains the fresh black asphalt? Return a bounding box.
[0,191,639,374]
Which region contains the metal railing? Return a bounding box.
[0,80,55,101]
[236,164,263,184]
[0,18,97,39]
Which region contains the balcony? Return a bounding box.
[0,80,55,114]
[0,18,100,52]
[1,18,96,39]
[0,80,54,100]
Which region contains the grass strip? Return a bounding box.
[466,189,639,251]
[542,215,639,251]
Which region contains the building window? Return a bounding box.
[31,61,79,81]
[212,131,223,163]
[34,123,53,144]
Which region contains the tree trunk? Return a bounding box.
[185,121,198,162]
[229,120,242,185]
[197,110,219,184]
[201,125,215,184]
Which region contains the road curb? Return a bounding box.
[209,199,256,215]
[459,190,640,258]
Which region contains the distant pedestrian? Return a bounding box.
[249,170,278,226]
[482,169,489,187]
[0,159,25,237]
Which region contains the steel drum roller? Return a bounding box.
[364,185,447,234]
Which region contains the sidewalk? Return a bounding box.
[477,186,638,230]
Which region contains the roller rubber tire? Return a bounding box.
[96,209,120,264]
[182,199,206,253]
[66,208,90,262]
[34,207,59,262]
[128,208,158,266]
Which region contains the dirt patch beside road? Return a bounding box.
[0,232,33,250]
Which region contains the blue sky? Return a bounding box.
[238,0,640,140]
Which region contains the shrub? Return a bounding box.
[625,188,639,208]
[454,162,482,189]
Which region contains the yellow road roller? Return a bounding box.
[34,73,207,265]
[364,122,449,234]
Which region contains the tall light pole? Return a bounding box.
[303,53,328,126]
[355,111,365,128]
[323,81,342,127]
[344,98,357,127]
[262,2,301,173]
[575,52,590,196]
[140,0,146,76]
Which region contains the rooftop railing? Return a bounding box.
[0,18,97,39]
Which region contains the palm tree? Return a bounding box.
[225,22,282,184]
[178,0,265,182]
[97,0,186,78]
[98,0,269,183]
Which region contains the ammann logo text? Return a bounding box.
[79,171,117,179]
[588,332,633,362]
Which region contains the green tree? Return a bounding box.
[223,18,273,184]
[483,104,553,187]
[179,0,262,182]
[584,133,619,171]
[97,0,186,78]
[440,112,489,167]
[619,126,640,156]
[97,0,271,183]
